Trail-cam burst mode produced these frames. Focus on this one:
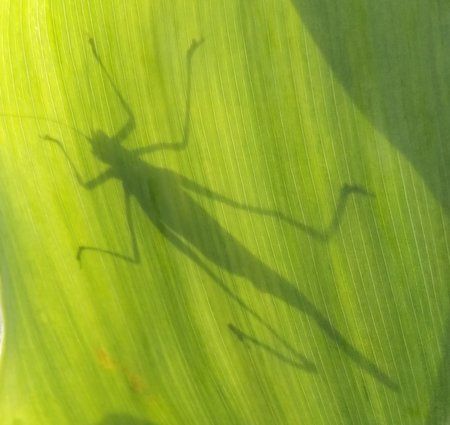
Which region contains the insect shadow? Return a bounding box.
[42,37,397,390]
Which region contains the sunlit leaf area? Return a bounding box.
[0,1,448,424]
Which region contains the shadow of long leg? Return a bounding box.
[325,184,374,237]
[152,221,317,372]
[178,179,373,242]
[88,38,135,142]
[131,38,203,156]
[191,207,399,389]
[41,134,115,189]
[155,202,398,389]
[267,278,399,390]
[78,189,140,264]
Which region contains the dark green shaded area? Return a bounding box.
[292,0,450,212]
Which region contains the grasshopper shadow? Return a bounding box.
[44,38,397,390]
[290,0,450,213]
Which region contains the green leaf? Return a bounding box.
[0,1,448,424]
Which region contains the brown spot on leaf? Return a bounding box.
[96,348,118,371]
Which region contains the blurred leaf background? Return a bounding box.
[0,1,448,424]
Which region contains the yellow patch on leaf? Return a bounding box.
[96,348,118,371]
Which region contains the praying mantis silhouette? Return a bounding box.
[41,38,398,390]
